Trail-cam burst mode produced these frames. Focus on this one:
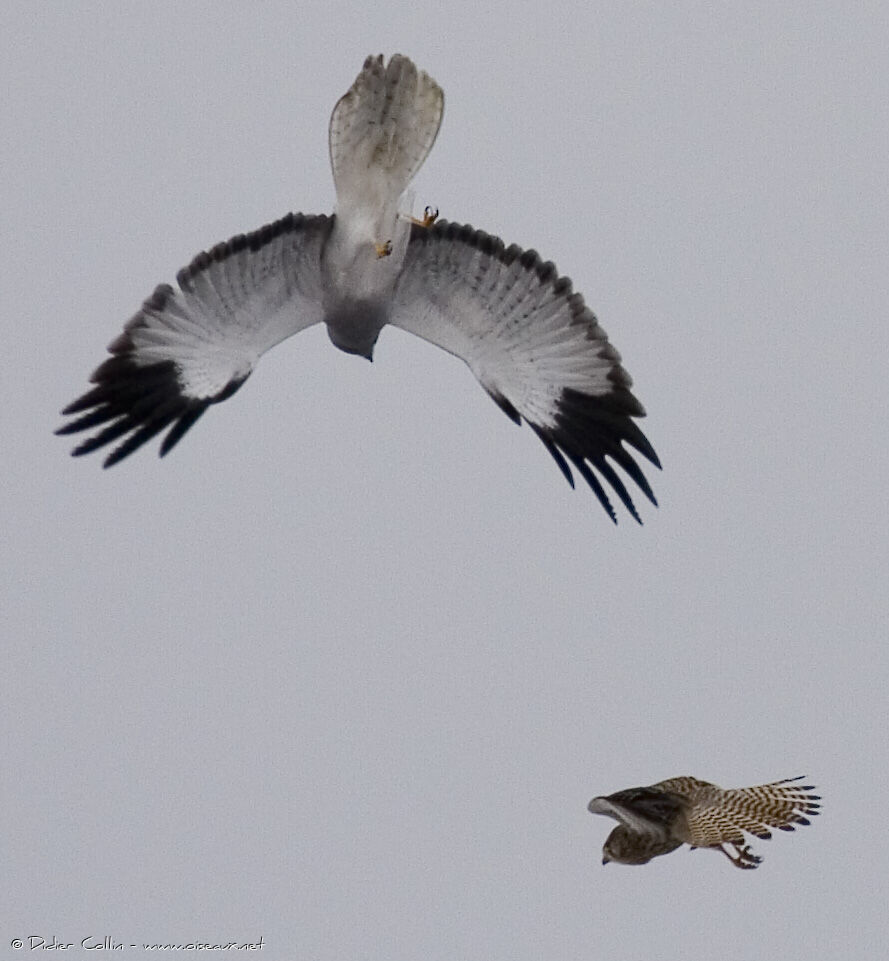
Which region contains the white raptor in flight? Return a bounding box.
[58,54,660,523]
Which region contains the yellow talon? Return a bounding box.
[375,240,393,258]
[413,205,439,228]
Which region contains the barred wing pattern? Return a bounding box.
[57,213,331,466]
[390,220,660,523]
[652,776,822,847]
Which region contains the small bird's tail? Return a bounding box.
[719,776,822,840]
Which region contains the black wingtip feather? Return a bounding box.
[102,417,177,468]
[59,356,242,467]
[60,387,108,417]
[538,389,660,521]
[485,387,521,425]
[565,451,619,524]
[590,455,641,524]
[159,404,210,457]
[411,219,660,522]
[56,406,118,436]
[529,424,575,490]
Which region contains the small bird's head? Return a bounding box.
[602,827,651,865]
[601,825,685,866]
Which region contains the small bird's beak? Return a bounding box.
[602,855,610,865]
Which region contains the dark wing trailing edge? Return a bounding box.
[389,220,660,523]
[57,212,331,467]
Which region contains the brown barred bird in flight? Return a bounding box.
[56,54,659,523]
[587,775,820,869]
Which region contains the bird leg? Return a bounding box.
[415,205,439,227]
[376,204,438,257]
[718,842,763,870]
[400,205,439,228]
[380,205,438,257]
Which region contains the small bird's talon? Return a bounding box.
[374,240,393,258]
[729,843,762,869]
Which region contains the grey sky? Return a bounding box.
[3,2,887,959]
